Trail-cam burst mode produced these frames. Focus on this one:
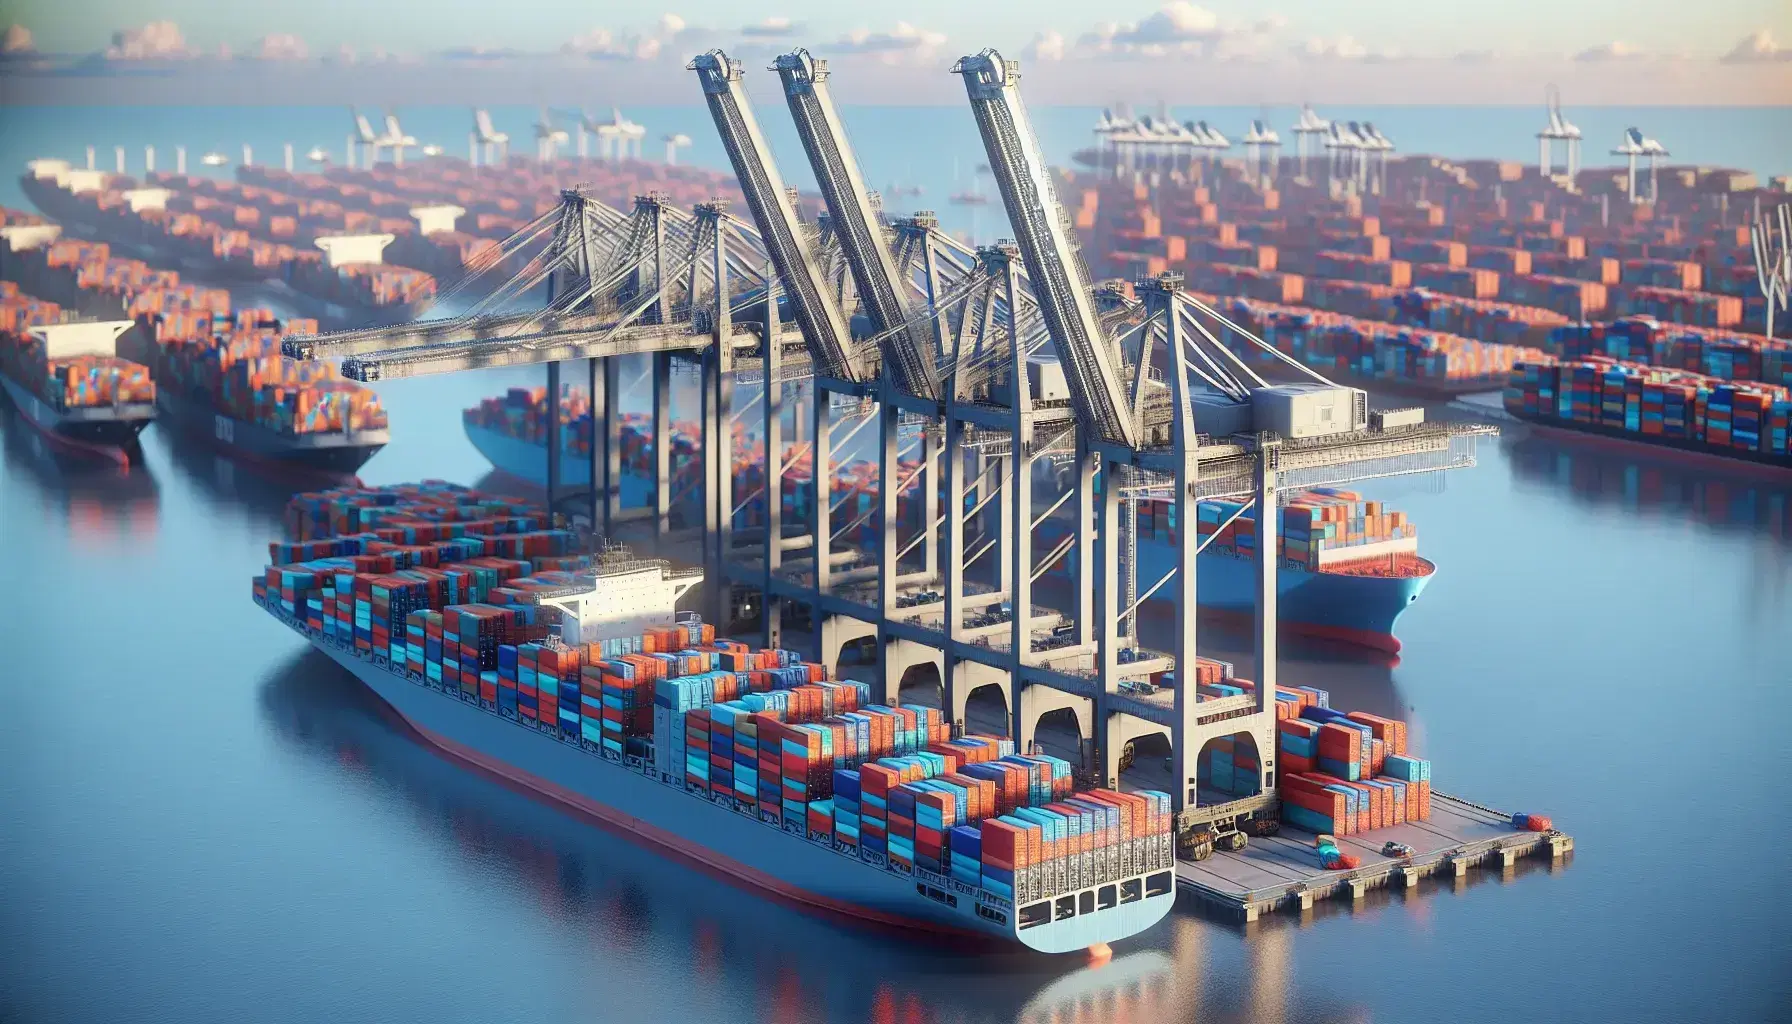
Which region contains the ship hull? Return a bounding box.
[259,602,1175,954]
[1504,407,1792,476]
[1040,530,1429,654]
[156,388,386,478]
[0,372,152,466]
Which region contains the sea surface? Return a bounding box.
[3,106,1792,1024]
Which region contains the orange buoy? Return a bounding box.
[1087,942,1113,964]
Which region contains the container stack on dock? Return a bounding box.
[1070,149,1787,398]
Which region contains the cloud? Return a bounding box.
[106,21,197,60]
[832,22,947,62]
[741,17,802,38]
[250,33,308,61]
[1297,35,1370,60]
[3,23,33,54]
[563,15,691,61]
[1073,4,1282,60]
[1721,28,1791,64]
[1025,31,1067,62]
[1573,40,1643,61]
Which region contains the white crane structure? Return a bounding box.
[534,107,570,163]
[1357,122,1394,195]
[1536,86,1581,180]
[381,113,418,166]
[1241,119,1280,184]
[1613,127,1669,205]
[1752,203,1792,339]
[1323,121,1363,194]
[473,109,510,167]
[663,133,692,166]
[1290,104,1331,181]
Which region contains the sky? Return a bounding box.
[2,1,1789,105]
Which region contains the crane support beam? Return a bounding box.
[954,50,1138,448]
[775,50,939,401]
[689,50,868,385]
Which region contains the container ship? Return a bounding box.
[1037,489,1430,653]
[1502,357,1791,471]
[0,282,155,464]
[256,482,1178,953]
[2,216,391,477]
[465,389,1432,651]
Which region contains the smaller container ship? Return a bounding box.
[2,216,389,477]
[258,481,1179,953]
[0,283,155,464]
[1502,357,1791,472]
[129,309,389,477]
[465,389,1432,651]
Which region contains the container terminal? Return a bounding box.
[1070,97,1791,469]
[217,45,1582,953]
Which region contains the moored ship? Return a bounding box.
[258,483,1178,953]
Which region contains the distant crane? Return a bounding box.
[350,107,381,167]
[1241,119,1280,184]
[472,108,510,166]
[1612,127,1668,205]
[663,133,692,165]
[1291,104,1331,181]
[1752,203,1792,339]
[380,112,418,166]
[534,107,570,163]
[1357,121,1394,195]
[1536,86,1582,180]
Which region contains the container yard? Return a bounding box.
[0,207,391,475]
[1069,100,1791,452]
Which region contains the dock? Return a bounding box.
[1175,793,1573,921]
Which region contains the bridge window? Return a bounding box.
[1097,885,1117,911]
[1119,879,1142,905]
[1146,872,1172,898]
[1079,891,1095,915]
[1055,896,1076,921]
[976,904,1007,926]
[1018,902,1051,930]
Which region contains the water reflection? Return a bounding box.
[1505,434,1792,542]
[153,424,341,521]
[2,400,161,549]
[259,650,1210,1024]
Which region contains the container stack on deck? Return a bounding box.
[1069,151,1788,394]
[0,208,388,437]
[1504,356,1791,460]
[257,481,1178,908]
[0,281,156,411]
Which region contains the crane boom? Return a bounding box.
[954,50,1138,448]
[774,49,939,401]
[689,50,868,384]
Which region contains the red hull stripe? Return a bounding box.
[374,694,1000,946]
[6,399,131,468]
[1195,606,1404,654]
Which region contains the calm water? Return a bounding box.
[5,106,1792,1024]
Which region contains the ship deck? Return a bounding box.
[1174,794,1573,921]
